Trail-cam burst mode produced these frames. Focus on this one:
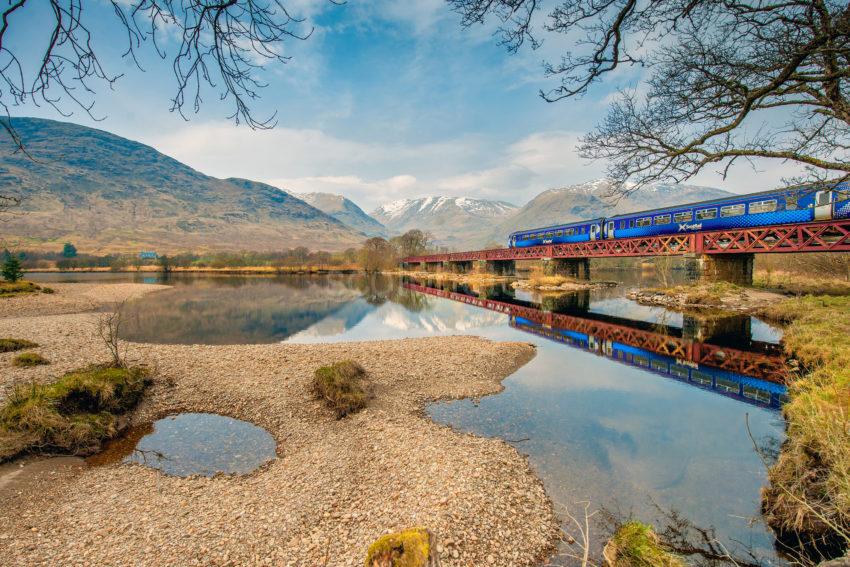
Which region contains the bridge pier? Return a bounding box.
[423,261,445,273]
[447,260,474,273]
[686,254,754,285]
[481,260,516,276]
[541,258,591,280]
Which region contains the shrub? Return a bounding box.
[0,338,38,352]
[2,253,23,283]
[365,527,432,567]
[602,521,684,567]
[0,364,151,461]
[0,280,40,296]
[12,352,49,367]
[312,360,368,418]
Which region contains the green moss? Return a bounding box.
[313,360,368,419]
[0,338,38,352]
[11,352,50,367]
[364,527,431,567]
[604,522,684,567]
[0,280,41,297]
[0,364,151,461]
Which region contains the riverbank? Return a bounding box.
[627,282,786,313]
[26,265,361,275]
[0,283,560,566]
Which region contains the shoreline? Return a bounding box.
[0,282,561,566]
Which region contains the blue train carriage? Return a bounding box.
[602,182,850,240]
[509,218,605,248]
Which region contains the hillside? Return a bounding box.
[0,118,365,254]
[371,196,518,248]
[297,192,386,237]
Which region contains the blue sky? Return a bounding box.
[10,0,802,211]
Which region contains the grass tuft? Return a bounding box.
[313,360,368,419]
[0,280,41,297]
[758,295,850,549]
[0,364,151,461]
[365,527,431,567]
[603,521,685,567]
[12,352,49,367]
[0,338,38,352]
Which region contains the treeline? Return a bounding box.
[358,230,438,272]
[18,247,360,270]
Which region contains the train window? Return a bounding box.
[749,200,777,214]
[673,211,693,222]
[816,191,832,206]
[629,219,635,228]
[716,377,738,393]
[636,217,652,227]
[546,231,554,238]
[720,204,745,217]
[690,370,712,385]
[555,230,563,237]
[651,360,668,372]
[619,220,626,229]
[696,208,717,220]
[654,214,672,225]
[785,195,798,210]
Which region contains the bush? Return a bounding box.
[0,364,151,461]
[0,338,38,352]
[365,527,432,567]
[12,352,49,367]
[0,280,40,296]
[312,360,368,418]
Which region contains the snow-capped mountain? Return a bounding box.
[371,196,518,247]
[296,192,387,237]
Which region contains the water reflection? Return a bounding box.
[405,280,787,410]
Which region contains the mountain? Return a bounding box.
[488,179,732,245]
[0,117,365,253]
[297,192,387,237]
[371,196,518,248]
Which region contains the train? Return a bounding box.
[508,182,850,248]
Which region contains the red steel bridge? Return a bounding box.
[401,219,850,263]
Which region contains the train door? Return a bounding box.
[590,223,600,241]
[605,220,615,239]
[815,190,833,221]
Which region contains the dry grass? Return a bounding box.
[11,352,50,367]
[312,360,369,419]
[0,365,151,461]
[0,338,38,352]
[755,270,850,296]
[649,282,744,307]
[759,296,850,552]
[529,272,575,288]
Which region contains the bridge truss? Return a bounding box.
[402,219,850,263]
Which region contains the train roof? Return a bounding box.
[510,218,605,237]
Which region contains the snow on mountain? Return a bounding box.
[371,196,519,247]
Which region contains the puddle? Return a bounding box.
[89,413,277,477]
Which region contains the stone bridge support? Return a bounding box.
[447,260,474,273]
[481,260,516,276]
[686,253,754,285]
[541,258,591,280]
[423,261,445,273]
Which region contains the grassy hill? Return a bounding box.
[0,118,365,254]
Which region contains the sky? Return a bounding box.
[7,0,805,212]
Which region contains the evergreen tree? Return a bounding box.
[62,242,78,258]
[2,253,23,283]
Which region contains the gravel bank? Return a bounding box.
[0,284,560,566]
[0,282,170,318]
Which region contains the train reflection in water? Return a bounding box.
[404,280,788,410]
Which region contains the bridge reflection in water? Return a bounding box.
[403,280,788,410]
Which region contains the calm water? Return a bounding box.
[90,413,277,477]
[32,271,786,563]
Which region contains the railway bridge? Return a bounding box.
[400,219,850,285]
